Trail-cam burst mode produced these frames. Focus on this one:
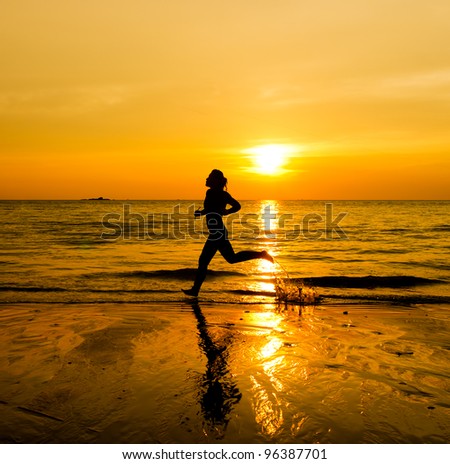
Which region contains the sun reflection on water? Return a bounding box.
[247,309,285,438]
[259,200,279,237]
[246,306,316,439]
[244,200,282,295]
[260,337,283,359]
[250,374,285,438]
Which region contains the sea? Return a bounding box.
[1,200,449,306]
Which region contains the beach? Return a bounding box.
[1,301,449,444]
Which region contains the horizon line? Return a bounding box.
[0,198,449,202]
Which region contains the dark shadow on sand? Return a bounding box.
[190,302,242,438]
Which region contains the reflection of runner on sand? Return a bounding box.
[183,169,273,297]
[190,302,241,437]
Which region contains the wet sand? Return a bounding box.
[0,302,449,444]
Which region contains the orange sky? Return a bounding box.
[1,1,449,199]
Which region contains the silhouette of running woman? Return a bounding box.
[183,169,273,297]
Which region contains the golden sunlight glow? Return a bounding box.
[243,144,299,175]
[260,338,284,359]
[245,200,279,294]
[1,3,449,199]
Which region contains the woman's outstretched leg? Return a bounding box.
[219,240,273,264]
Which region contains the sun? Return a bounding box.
[243,144,298,175]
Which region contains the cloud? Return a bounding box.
[256,67,450,108]
[0,85,135,117]
[376,68,450,95]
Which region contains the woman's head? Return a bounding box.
[206,169,228,190]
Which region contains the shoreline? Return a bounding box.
[0,301,449,444]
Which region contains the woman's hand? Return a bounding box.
[194,209,203,219]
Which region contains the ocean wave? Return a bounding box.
[292,275,444,289]
[87,268,248,280]
[430,225,450,232]
[58,239,111,247]
[229,289,276,297]
[1,293,449,306]
[0,286,66,292]
[385,228,408,233]
[323,294,450,305]
[91,288,176,293]
[356,248,409,255]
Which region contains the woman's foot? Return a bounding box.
[261,250,274,263]
[182,288,199,297]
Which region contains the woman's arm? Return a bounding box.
[223,194,241,216]
[194,191,210,217]
[195,189,216,217]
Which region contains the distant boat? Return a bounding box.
[85,196,111,201]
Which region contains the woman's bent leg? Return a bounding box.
[183,240,218,296]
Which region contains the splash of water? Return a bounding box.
[273,259,320,306]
